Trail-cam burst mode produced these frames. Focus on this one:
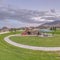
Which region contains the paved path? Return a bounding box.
[4,34,60,51]
[0,31,9,34]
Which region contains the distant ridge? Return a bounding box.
[39,20,60,28]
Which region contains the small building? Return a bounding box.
[21,27,53,37]
[0,27,9,32]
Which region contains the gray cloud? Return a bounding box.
[41,16,60,20]
[0,7,46,23]
[0,7,60,24]
[50,9,56,13]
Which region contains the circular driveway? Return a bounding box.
[4,34,60,51]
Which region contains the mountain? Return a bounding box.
[40,20,60,28]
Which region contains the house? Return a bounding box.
[0,27,9,32]
[21,27,53,37]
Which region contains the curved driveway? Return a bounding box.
[4,34,60,51]
[0,31,9,34]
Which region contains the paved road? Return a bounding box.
[4,34,60,51]
[0,31,9,34]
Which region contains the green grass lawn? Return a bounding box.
[10,35,60,47]
[10,30,60,47]
[0,31,60,60]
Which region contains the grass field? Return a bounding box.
[0,31,60,60]
[10,30,60,47]
[10,35,60,47]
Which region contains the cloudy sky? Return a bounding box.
[1,0,60,10]
[0,0,60,28]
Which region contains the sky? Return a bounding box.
[0,0,60,28]
[1,0,60,11]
